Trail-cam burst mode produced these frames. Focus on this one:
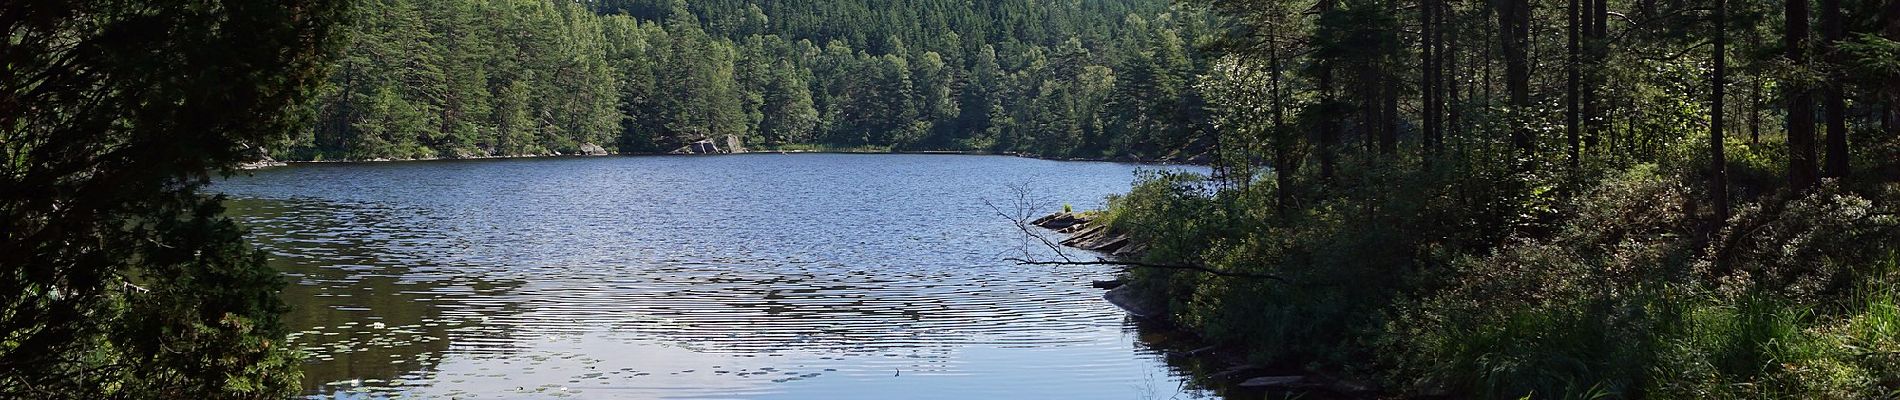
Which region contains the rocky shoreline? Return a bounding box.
[1030,211,1375,399]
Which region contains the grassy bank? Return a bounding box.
[1098,143,1900,398]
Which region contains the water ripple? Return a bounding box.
[214,154,1215,399]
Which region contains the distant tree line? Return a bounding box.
[284,0,1220,161]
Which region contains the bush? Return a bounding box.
[1105,156,1900,398]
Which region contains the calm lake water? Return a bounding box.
[213,154,1215,399]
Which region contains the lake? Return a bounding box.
[213,154,1215,399]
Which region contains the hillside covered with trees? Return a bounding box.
[283,0,1221,161]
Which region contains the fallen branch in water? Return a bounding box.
[985,185,1076,263]
[1006,257,1287,282]
[990,185,1284,282]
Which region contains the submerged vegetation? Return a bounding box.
[1095,0,1900,395]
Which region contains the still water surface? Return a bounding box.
[213,154,1212,399]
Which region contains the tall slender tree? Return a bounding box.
[1787,0,1819,191]
[1567,0,1583,169]
[1820,0,1849,178]
[1713,0,1731,221]
[1501,0,1534,155]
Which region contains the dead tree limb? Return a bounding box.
[990,184,1286,282]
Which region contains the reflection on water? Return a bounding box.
[215,154,1217,399]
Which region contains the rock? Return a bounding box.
[672,139,723,155]
[578,143,609,156]
[1103,285,1163,319]
[1239,376,1308,389]
[1057,224,1106,246]
[1111,242,1148,258]
[1032,212,1085,230]
[1090,280,1125,289]
[1061,226,1129,252]
[724,135,747,154]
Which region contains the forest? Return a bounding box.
[287,0,1217,161]
[1092,0,1900,396]
[7,0,1900,397]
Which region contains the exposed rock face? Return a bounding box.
[673,139,724,155]
[724,135,747,154]
[1059,223,1129,253]
[238,145,286,169]
[1032,211,1142,261]
[1033,211,1157,319]
[1036,212,1134,254]
[578,143,609,156]
[1030,212,1085,230]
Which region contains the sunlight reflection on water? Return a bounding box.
[214,154,1214,399]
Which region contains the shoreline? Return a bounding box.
[1031,211,1372,399]
[243,149,1210,170]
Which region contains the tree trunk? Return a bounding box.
[1586,0,1608,150]
[1446,0,1462,147]
[1788,0,1819,191]
[1713,0,1730,222]
[1320,0,1340,181]
[1320,64,1337,180]
[1751,65,1764,145]
[1568,0,1583,169]
[1271,38,1293,216]
[1502,0,1534,155]
[1423,0,1440,155]
[1821,0,1848,179]
[1383,76,1400,155]
[1889,0,1900,138]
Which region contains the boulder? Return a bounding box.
[724,135,747,154]
[671,140,723,155]
[578,143,609,156]
[1102,285,1163,319]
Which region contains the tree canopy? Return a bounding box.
[285,0,1222,161]
[1,0,346,397]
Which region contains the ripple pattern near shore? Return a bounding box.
[216,154,1212,399]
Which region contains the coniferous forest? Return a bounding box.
[289,0,1214,160]
[6,0,1900,397]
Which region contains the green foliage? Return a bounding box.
[1,0,343,397]
[287,0,1222,160]
[1105,158,1900,398]
[1098,0,1900,394]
